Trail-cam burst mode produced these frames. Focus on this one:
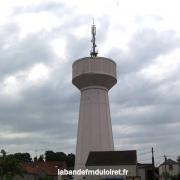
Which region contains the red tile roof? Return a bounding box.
[22,161,67,176]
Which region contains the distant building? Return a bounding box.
[14,161,67,180]
[159,158,179,179]
[137,163,158,180]
[84,150,141,180]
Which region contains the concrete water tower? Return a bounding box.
[72,22,117,171]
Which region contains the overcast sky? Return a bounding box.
[0,0,180,165]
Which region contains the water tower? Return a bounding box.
[72,22,117,171]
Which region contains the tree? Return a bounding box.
[34,156,38,162]
[0,149,24,180]
[176,173,180,180]
[66,153,75,168]
[45,151,56,161]
[55,152,66,162]
[162,171,171,180]
[45,151,75,168]
[45,151,66,162]
[38,176,53,180]
[172,173,180,180]
[14,153,32,163]
[38,155,44,162]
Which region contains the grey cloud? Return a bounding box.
[0,28,55,78]
[0,26,79,154]
[112,72,180,107]
[65,34,90,60]
[108,28,180,159]
[107,28,180,76]
[0,51,79,154]
[13,2,66,15]
[97,16,110,44]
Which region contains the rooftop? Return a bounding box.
[86,150,137,166]
[22,161,67,176]
[160,158,178,166]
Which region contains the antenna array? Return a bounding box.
[90,20,98,57]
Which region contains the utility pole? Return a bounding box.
[164,155,167,180]
[152,147,156,180]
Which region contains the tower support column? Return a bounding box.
[75,86,114,169]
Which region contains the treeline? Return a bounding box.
[44,151,75,167]
[0,149,75,179]
[0,149,75,168]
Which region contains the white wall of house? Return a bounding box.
[137,168,146,180]
[159,164,179,177]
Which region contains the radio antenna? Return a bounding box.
[90,19,98,57]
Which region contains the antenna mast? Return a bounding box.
[90,19,98,57]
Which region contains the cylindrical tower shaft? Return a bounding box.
[76,86,114,169]
[72,57,117,171]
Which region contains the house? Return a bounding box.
[84,150,141,180]
[159,158,179,179]
[137,163,158,180]
[14,161,67,180]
